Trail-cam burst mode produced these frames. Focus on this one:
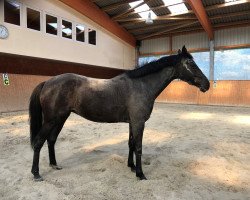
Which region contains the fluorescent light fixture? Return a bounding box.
[129,0,157,19]
[224,0,237,2]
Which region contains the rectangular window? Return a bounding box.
[88,28,96,45]
[27,7,40,31]
[76,24,85,43]
[191,52,210,79]
[214,48,250,80]
[46,14,58,35]
[138,56,163,68]
[4,0,21,26]
[62,19,72,39]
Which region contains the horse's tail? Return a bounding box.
[29,81,45,149]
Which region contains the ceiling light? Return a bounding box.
[145,12,153,24]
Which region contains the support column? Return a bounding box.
[169,35,173,55]
[209,40,215,81]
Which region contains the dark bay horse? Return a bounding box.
[29,46,210,181]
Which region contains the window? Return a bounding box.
[88,28,96,45]
[76,24,85,43]
[62,19,72,39]
[4,0,21,26]
[129,1,157,19]
[138,55,164,67]
[46,14,58,35]
[191,52,210,79]
[214,48,250,80]
[27,7,40,31]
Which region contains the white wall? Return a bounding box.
[0,0,135,69]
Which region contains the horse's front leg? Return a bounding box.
[128,123,136,172]
[131,121,147,180]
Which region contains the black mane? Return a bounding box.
[126,54,180,78]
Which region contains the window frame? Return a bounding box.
[25,5,42,32]
[61,18,74,40]
[44,12,59,37]
[75,23,86,44]
[88,27,97,46]
[3,0,22,27]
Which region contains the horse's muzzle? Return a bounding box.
[200,80,210,93]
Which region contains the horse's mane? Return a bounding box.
[126,54,180,78]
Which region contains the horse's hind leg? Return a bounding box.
[47,116,69,170]
[31,121,56,181]
[128,123,136,172]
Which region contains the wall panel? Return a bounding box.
[215,26,250,48]
[172,32,209,51]
[157,81,250,107]
[0,74,51,112]
[140,37,170,54]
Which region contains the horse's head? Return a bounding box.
[177,46,210,92]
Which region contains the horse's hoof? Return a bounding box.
[128,163,136,173]
[34,174,44,182]
[136,173,147,180]
[50,164,62,170]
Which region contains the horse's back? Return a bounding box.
[39,73,130,122]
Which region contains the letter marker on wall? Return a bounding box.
[3,73,10,86]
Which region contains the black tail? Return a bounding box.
[29,82,45,149]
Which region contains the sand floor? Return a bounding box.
[0,103,249,200]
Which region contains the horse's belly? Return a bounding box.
[75,105,129,123]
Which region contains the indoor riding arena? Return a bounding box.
[0,0,249,200]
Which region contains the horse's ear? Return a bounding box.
[178,49,182,54]
[182,45,187,54]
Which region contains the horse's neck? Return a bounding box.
[141,67,176,100]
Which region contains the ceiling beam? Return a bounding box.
[137,21,200,40]
[102,0,139,12]
[116,16,196,22]
[59,0,136,47]
[130,20,197,33]
[186,0,214,39]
